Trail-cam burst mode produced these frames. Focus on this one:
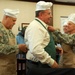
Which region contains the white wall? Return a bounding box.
[0,1,75,35]
[0,0,36,35]
[53,4,75,30]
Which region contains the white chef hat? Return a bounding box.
[35,1,53,11]
[3,8,19,18]
[68,13,75,24]
[63,20,68,26]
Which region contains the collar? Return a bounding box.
[35,18,48,29]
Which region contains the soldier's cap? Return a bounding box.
[3,8,19,18]
[68,13,75,24]
[35,1,53,11]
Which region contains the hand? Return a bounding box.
[51,61,59,68]
[48,26,55,32]
[56,47,63,55]
[48,26,60,32]
[18,44,28,53]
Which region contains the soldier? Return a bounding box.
[0,9,28,75]
[48,13,75,68]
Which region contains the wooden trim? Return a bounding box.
[21,23,29,28]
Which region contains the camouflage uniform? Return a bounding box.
[53,30,75,68]
[0,22,19,75]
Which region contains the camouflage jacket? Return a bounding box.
[0,22,18,55]
[53,30,75,52]
[53,30,75,45]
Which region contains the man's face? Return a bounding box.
[41,9,52,25]
[6,16,17,29]
[67,21,75,33]
[63,25,68,33]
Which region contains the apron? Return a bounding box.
[26,19,57,75]
[61,43,75,68]
[35,19,56,60]
[0,29,17,75]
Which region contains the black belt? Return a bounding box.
[26,59,50,68]
[26,60,39,65]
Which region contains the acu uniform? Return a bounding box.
[53,30,75,68]
[0,22,18,75]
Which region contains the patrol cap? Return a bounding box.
[35,1,53,11]
[3,8,19,18]
[68,13,75,24]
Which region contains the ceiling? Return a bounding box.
[18,0,75,5]
[54,0,75,5]
[55,0,75,3]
